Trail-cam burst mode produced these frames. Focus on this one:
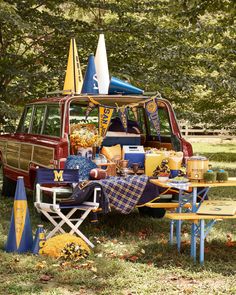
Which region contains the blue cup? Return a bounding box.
[170,170,179,178]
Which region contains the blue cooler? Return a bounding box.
[123,146,145,168]
[102,132,141,147]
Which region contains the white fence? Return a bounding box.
[179,122,234,139]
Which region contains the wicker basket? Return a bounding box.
[97,162,117,176]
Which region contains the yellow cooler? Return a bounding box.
[145,153,164,176]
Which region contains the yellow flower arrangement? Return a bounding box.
[70,123,103,151]
[41,233,91,259]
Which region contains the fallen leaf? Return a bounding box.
[40,274,53,282]
[60,261,72,268]
[128,255,139,262]
[36,261,47,269]
[204,247,210,253]
[226,233,236,247]
[138,230,147,240]
[91,266,97,273]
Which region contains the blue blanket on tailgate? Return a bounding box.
[96,175,148,214]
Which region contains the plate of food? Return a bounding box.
[168,176,189,183]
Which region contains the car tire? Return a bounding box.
[138,206,166,219]
[2,173,16,197]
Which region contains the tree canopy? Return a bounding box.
[0,0,235,129]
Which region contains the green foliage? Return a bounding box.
[0,0,235,129]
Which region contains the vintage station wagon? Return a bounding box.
[0,94,193,197]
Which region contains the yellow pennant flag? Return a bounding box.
[63,38,83,94]
[99,106,114,137]
[14,200,27,248]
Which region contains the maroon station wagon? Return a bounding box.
[0,94,193,197]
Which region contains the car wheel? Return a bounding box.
[138,206,166,219]
[1,172,16,197]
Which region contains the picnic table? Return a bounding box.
[150,177,236,264]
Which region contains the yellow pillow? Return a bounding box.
[101,144,122,161]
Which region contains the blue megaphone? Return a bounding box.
[32,225,46,254]
[81,54,99,94]
[108,76,144,95]
[5,177,33,253]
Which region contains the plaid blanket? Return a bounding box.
[97,175,148,214]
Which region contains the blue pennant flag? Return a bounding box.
[118,106,128,133]
[145,98,161,141]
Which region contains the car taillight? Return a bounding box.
[49,160,58,168]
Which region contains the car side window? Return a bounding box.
[43,106,61,137]
[31,106,46,134]
[70,103,98,126]
[17,106,33,133]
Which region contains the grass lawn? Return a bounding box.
[0,142,236,295]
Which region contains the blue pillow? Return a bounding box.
[65,156,97,181]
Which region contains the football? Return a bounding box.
[89,168,107,180]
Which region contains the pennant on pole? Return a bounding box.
[85,102,96,120]
[131,106,139,122]
[145,98,161,141]
[118,105,128,133]
[99,106,114,137]
[63,38,83,95]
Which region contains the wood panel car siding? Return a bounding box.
[32,145,54,167]
[6,141,21,168]
[19,144,33,171]
[0,140,7,163]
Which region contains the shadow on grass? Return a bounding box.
[88,212,236,273]
[1,191,236,284]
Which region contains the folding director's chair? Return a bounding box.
[34,168,100,248]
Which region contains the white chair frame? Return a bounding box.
[34,183,100,248]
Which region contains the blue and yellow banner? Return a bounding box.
[85,102,96,120]
[145,98,161,141]
[118,105,128,133]
[99,106,114,137]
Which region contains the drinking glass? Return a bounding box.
[132,163,140,175]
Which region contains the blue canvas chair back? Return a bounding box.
[36,168,80,185]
